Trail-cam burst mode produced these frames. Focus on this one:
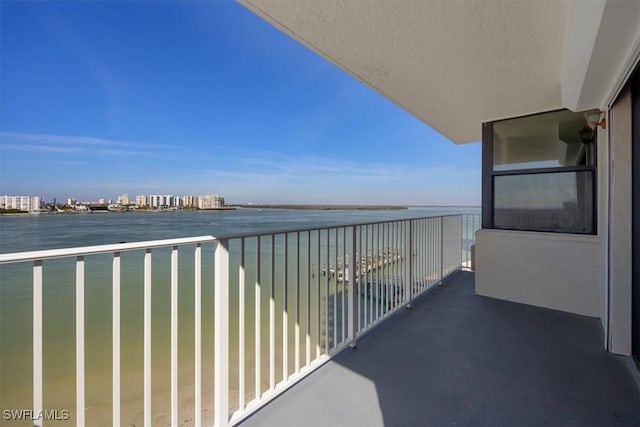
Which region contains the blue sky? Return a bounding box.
[0,1,481,205]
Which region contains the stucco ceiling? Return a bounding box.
[239,0,570,144]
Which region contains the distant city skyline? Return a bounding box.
[0,1,481,205]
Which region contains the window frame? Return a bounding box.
[481,111,598,235]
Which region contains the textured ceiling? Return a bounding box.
[240,0,569,144]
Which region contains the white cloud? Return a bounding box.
[0,132,176,157]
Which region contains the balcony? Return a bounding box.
[1,213,638,426]
[241,270,640,426]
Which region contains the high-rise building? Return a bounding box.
[0,195,42,212]
[182,195,196,207]
[198,194,225,209]
[135,195,148,207]
[149,195,174,208]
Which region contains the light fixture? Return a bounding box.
[584,109,606,129]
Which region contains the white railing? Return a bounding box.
[0,213,480,427]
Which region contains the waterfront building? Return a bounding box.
[197,194,225,209]
[149,194,174,208]
[0,195,42,212]
[97,197,106,205]
[118,194,130,205]
[182,195,196,208]
[135,195,148,207]
[66,197,76,206]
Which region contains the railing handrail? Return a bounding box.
[0,213,467,264]
[210,214,464,241]
[0,235,217,264]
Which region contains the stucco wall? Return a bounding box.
[608,83,633,355]
[475,229,602,318]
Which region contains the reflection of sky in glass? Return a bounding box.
[495,172,577,209]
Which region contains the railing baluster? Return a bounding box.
[388,223,392,313]
[171,246,178,427]
[144,249,152,427]
[392,223,397,312]
[428,219,432,287]
[239,238,245,411]
[295,232,300,373]
[32,260,43,427]
[76,256,85,427]
[325,230,329,352]
[423,220,426,287]
[419,220,423,290]
[341,228,346,343]
[112,253,121,425]
[376,223,380,322]
[357,225,362,333]
[393,222,398,311]
[405,221,412,307]
[384,224,388,316]
[333,227,338,347]
[348,226,356,348]
[283,234,288,381]
[439,219,442,278]
[194,244,202,427]
[269,235,275,391]
[214,239,230,427]
[365,225,370,328]
[306,231,311,367]
[432,219,436,285]
[255,236,261,400]
[361,225,372,329]
[316,230,321,360]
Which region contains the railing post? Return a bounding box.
[143,249,152,427]
[348,226,357,348]
[194,244,202,427]
[456,215,463,271]
[439,216,444,285]
[170,246,178,427]
[76,256,85,427]
[404,220,413,308]
[112,252,121,426]
[214,239,230,427]
[33,260,43,427]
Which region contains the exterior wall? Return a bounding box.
[608,83,633,355]
[475,229,602,318]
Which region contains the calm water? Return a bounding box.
[0,207,478,426]
[0,207,478,253]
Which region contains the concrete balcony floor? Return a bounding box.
[242,271,640,426]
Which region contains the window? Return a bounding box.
[482,109,597,234]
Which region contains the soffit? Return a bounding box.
[239,0,569,144]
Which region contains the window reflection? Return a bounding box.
[493,110,595,171]
[494,171,594,234]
